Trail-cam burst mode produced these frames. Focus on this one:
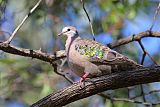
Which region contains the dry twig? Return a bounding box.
[150,2,160,30]
[80,0,95,40]
[98,93,152,106]
[131,89,160,99]
[4,0,42,44]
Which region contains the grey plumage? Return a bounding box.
[58,26,143,81]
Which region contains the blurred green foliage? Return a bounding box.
[0,0,160,107]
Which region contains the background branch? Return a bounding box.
[98,93,153,106]
[4,0,42,44]
[150,2,160,30]
[107,30,160,49]
[80,0,95,40]
[138,40,158,65]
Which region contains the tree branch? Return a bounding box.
[31,66,160,107]
[0,30,160,64]
[0,42,65,63]
[80,0,95,40]
[4,0,42,44]
[107,30,160,49]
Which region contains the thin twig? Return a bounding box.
[51,62,73,84]
[141,52,146,65]
[131,89,160,99]
[4,0,42,44]
[98,93,152,106]
[138,39,159,105]
[140,85,146,102]
[127,86,133,98]
[150,2,160,30]
[138,40,147,103]
[138,40,158,65]
[80,0,95,40]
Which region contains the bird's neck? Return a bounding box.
[65,35,80,63]
[65,35,80,52]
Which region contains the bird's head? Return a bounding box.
[58,26,79,38]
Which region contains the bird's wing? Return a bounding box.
[75,39,142,71]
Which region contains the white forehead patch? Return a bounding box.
[62,26,77,33]
[62,27,69,33]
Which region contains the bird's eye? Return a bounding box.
[67,28,70,31]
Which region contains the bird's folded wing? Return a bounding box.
[75,39,143,71]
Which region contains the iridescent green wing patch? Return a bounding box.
[75,44,104,59]
[96,49,104,59]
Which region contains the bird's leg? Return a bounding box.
[79,72,90,85]
[79,72,89,86]
[73,72,89,85]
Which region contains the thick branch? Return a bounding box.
[31,66,160,107]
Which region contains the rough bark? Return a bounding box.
[0,42,66,63]
[31,66,160,107]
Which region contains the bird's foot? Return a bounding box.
[75,72,90,86]
[73,77,86,85]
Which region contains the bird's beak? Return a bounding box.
[57,30,68,36]
[57,32,63,36]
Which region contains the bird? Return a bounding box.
[58,26,143,83]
